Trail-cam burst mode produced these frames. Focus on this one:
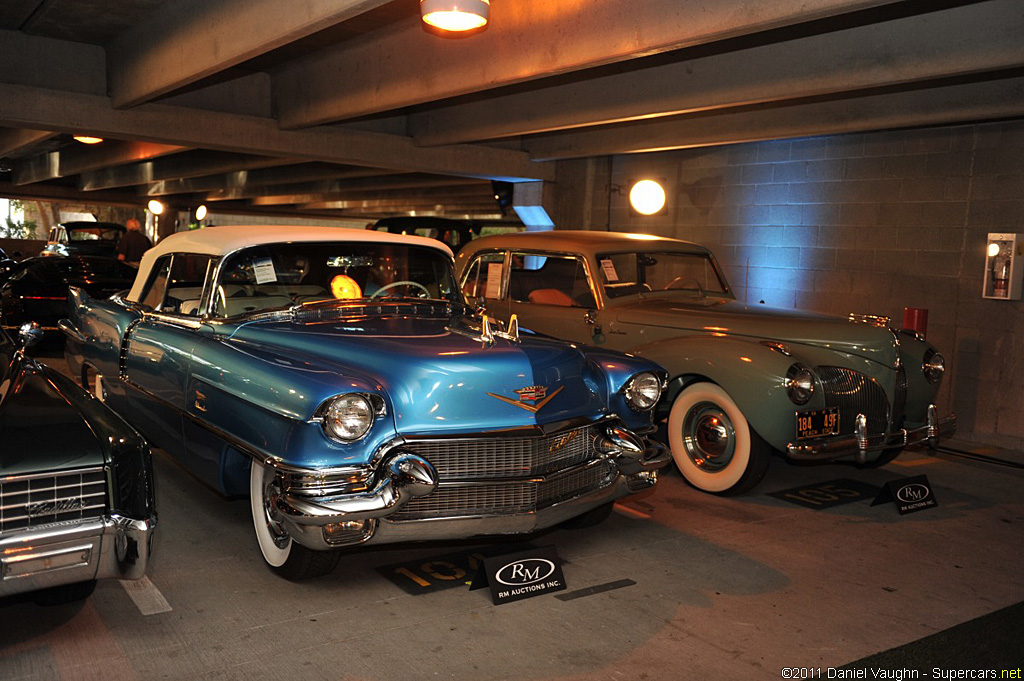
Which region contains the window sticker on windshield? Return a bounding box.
[253,257,278,284]
[600,259,619,282]
[485,262,503,299]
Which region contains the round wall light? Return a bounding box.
[629,180,666,216]
[421,0,489,32]
[987,242,1001,258]
[147,199,165,215]
[195,204,208,221]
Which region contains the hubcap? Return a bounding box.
[261,473,290,549]
[682,401,736,472]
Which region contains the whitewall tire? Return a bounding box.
[249,459,340,580]
[667,382,771,495]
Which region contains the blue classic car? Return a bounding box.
[61,226,669,580]
[1,323,155,604]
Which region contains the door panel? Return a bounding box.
[123,318,198,460]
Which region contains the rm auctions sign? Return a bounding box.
[472,546,567,605]
[871,474,938,515]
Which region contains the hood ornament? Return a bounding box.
[476,314,520,347]
[487,384,563,413]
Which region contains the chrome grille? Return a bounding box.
[403,424,599,480]
[0,467,107,535]
[817,366,890,435]
[391,461,617,521]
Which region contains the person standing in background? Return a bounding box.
[117,218,151,266]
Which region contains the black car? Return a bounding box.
[42,221,126,258]
[0,256,137,334]
[369,216,484,253]
[0,324,156,604]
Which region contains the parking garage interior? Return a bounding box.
[1,1,1022,679]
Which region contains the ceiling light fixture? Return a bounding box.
[629,179,666,215]
[421,0,489,32]
[73,136,104,144]
[147,199,165,215]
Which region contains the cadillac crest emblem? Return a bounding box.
[487,385,563,413]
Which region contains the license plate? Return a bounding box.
[795,408,840,440]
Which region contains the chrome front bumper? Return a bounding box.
[787,404,957,463]
[0,514,157,598]
[274,426,669,552]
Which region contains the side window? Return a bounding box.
[461,252,505,300]
[164,254,215,316]
[508,252,595,308]
[138,256,172,311]
[597,253,648,298]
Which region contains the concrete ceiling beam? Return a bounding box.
[0,128,54,156]
[13,139,186,185]
[0,83,553,182]
[524,76,1024,160]
[107,0,393,108]
[136,164,400,197]
[411,0,1024,145]
[273,0,905,128]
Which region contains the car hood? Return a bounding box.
[614,296,897,364]
[229,314,611,433]
[0,359,107,476]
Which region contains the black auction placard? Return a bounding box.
[871,474,938,515]
[470,545,566,605]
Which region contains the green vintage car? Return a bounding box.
[456,230,956,495]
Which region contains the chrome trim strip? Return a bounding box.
[1,466,106,484]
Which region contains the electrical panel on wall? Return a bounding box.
[983,233,1024,300]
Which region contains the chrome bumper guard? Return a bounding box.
[787,404,957,463]
[595,425,671,475]
[275,424,667,550]
[0,514,157,598]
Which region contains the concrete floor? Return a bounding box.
[1,350,1022,680]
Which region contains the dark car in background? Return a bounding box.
[0,256,137,335]
[369,216,484,254]
[0,324,156,604]
[42,221,126,258]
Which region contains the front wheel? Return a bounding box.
[667,382,772,495]
[250,460,340,580]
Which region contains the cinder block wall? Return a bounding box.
[590,120,1024,450]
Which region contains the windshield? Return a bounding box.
[213,241,458,317]
[597,251,731,299]
[66,225,124,242]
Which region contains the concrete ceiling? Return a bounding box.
[0,0,1022,222]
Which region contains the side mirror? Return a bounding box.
[19,321,43,349]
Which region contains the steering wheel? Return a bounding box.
[664,276,704,294]
[371,280,431,298]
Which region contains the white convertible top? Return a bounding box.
[127,224,454,301]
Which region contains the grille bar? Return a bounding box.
[402,423,599,480]
[817,366,891,435]
[0,467,108,535]
[391,461,617,521]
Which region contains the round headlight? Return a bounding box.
[624,372,663,411]
[785,364,815,405]
[923,349,945,384]
[322,394,374,442]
